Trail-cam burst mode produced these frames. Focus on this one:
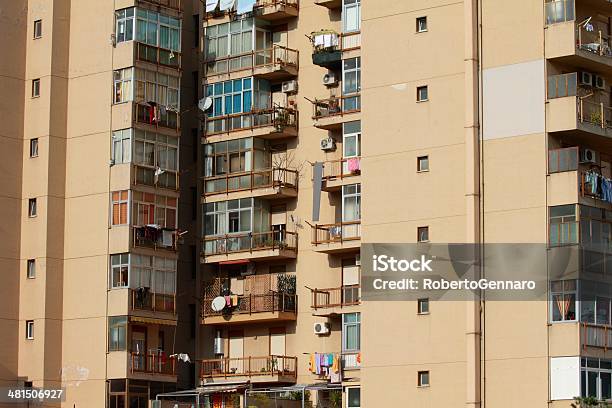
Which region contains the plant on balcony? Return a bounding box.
[329,390,342,408]
[573,396,610,407]
[590,111,603,125]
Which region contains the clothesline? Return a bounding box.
[585,170,612,203]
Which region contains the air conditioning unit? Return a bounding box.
[323,72,337,86]
[595,75,606,90]
[320,137,336,151]
[580,148,599,164]
[282,80,298,93]
[580,72,594,87]
[314,322,330,335]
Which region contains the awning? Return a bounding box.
[195,383,249,395]
[130,316,177,326]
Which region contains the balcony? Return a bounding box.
[130,352,177,378]
[205,107,298,143]
[201,292,297,325]
[311,31,361,68]
[312,95,361,130]
[133,102,180,132]
[135,42,181,69]
[253,0,299,21]
[311,285,360,316]
[199,355,297,383]
[545,1,612,72]
[202,231,297,263]
[133,164,179,191]
[313,0,341,8]
[312,221,360,254]
[204,46,298,82]
[317,158,361,192]
[133,225,178,251]
[137,0,182,12]
[203,168,298,202]
[131,289,176,315]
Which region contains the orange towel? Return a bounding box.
[309,353,316,373]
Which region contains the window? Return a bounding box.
[416,16,427,32]
[32,79,40,98]
[342,313,360,352]
[581,358,612,401]
[113,68,133,104]
[133,129,178,171]
[30,138,39,158]
[193,15,200,48]
[549,205,577,246]
[346,387,360,408]
[116,8,181,51]
[28,198,37,217]
[116,8,134,43]
[33,19,42,39]
[343,57,361,111]
[111,190,129,226]
[26,320,34,339]
[342,184,361,223]
[204,198,255,236]
[112,129,131,164]
[417,86,428,102]
[108,316,127,351]
[343,121,361,172]
[548,147,578,173]
[418,371,430,387]
[547,73,577,99]
[204,19,254,62]
[551,279,577,322]
[132,191,177,228]
[27,259,36,279]
[131,255,176,294]
[134,68,180,108]
[342,0,361,33]
[110,254,129,288]
[418,298,429,314]
[417,155,429,172]
[418,226,429,242]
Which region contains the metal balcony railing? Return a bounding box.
[204,168,298,196]
[203,230,297,256]
[315,158,361,181]
[311,285,360,309]
[312,221,361,245]
[131,289,176,314]
[206,106,297,136]
[200,355,297,379]
[133,225,178,250]
[130,352,176,375]
[204,45,298,77]
[312,95,361,119]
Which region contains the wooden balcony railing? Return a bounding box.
[204,168,298,196]
[133,164,179,191]
[135,42,181,68]
[316,158,361,181]
[130,352,176,375]
[206,107,297,136]
[133,225,178,250]
[311,285,360,309]
[133,102,180,131]
[203,230,297,256]
[138,0,182,12]
[312,221,361,245]
[204,45,298,77]
[131,289,176,314]
[578,97,612,130]
[200,355,297,379]
[312,95,361,119]
[202,291,297,317]
[582,323,612,350]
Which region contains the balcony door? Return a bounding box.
[342,121,361,174]
[228,331,244,375]
[131,326,147,371]
[255,29,273,65]
[342,258,360,304]
[342,184,361,239]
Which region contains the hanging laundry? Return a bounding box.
[331,353,339,373]
[236,0,256,14]
[309,354,316,373]
[220,0,235,11]
[347,157,360,173]
[206,0,219,12]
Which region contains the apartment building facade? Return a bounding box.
[3,0,612,407]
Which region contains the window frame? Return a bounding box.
[112,129,132,165]
[30,138,39,158]
[418,370,430,387]
[418,298,430,314]
[110,253,130,289]
[342,312,361,352]
[417,155,429,172]
[26,320,34,340]
[108,316,128,351]
[28,198,37,218]
[417,85,429,102]
[417,226,429,243]
[416,16,428,33]
[342,184,361,223]
[27,259,36,279]
[111,190,130,226]
[550,279,577,322]
[33,19,42,39]
[342,0,361,33]
[32,79,40,98]
[113,68,133,104]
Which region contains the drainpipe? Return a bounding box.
[464,0,482,407]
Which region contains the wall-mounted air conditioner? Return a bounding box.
[320,137,336,151]
[314,322,330,335]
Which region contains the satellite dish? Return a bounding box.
[198,97,213,112]
[211,296,226,312]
